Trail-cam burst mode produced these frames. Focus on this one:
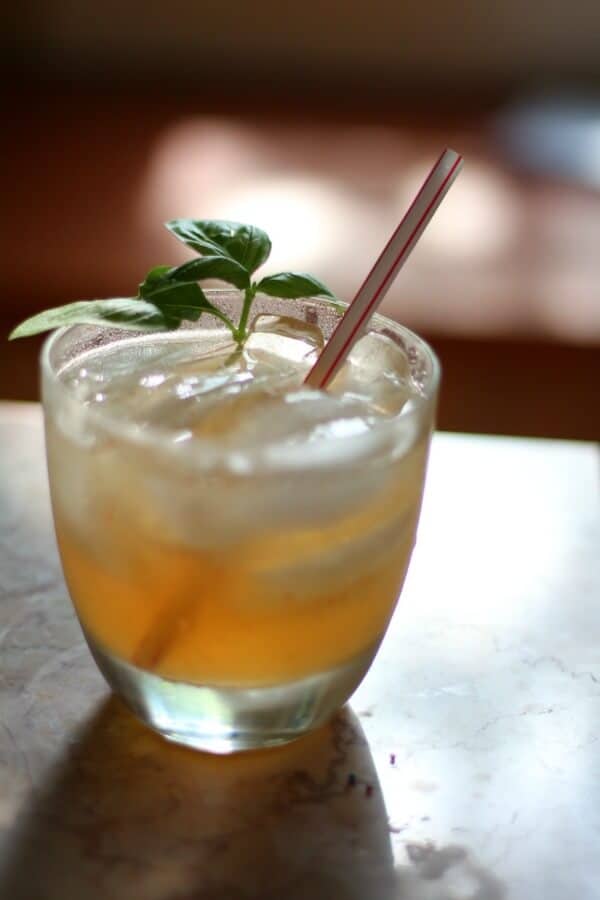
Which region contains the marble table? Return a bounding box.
[0,402,598,899]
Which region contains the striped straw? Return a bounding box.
[305,148,463,389]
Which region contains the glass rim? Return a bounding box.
[41,292,441,474]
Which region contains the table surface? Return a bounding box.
[0,403,598,900]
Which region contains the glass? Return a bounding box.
[41,291,439,753]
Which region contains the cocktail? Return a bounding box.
[41,290,438,752]
[12,151,460,752]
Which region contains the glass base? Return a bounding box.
[88,640,374,754]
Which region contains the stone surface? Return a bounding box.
[0,403,598,899]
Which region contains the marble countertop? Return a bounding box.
[0,403,598,899]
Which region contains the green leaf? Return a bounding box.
[168,255,250,290]
[138,264,173,298]
[166,219,271,274]
[9,298,169,340]
[221,223,271,274]
[140,280,216,325]
[256,272,335,299]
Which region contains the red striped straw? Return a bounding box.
[305,148,463,389]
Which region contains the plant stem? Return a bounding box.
[234,285,256,346]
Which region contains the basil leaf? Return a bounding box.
[256,272,335,299]
[166,219,271,274]
[222,223,271,274]
[168,255,250,290]
[9,298,169,340]
[138,265,172,298]
[141,280,216,324]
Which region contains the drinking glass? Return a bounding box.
[42,291,439,753]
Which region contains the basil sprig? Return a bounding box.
[10,219,337,345]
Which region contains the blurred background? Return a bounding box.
[3,1,600,438]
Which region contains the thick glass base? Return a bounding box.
[88,639,374,754]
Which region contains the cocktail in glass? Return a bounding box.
[42,291,439,753]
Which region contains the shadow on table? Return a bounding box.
[0,701,397,899]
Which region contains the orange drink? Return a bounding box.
[42,292,438,752]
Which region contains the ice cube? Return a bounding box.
[116,350,257,430]
[330,331,414,415]
[188,387,376,451]
[245,314,324,370]
[61,331,236,406]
